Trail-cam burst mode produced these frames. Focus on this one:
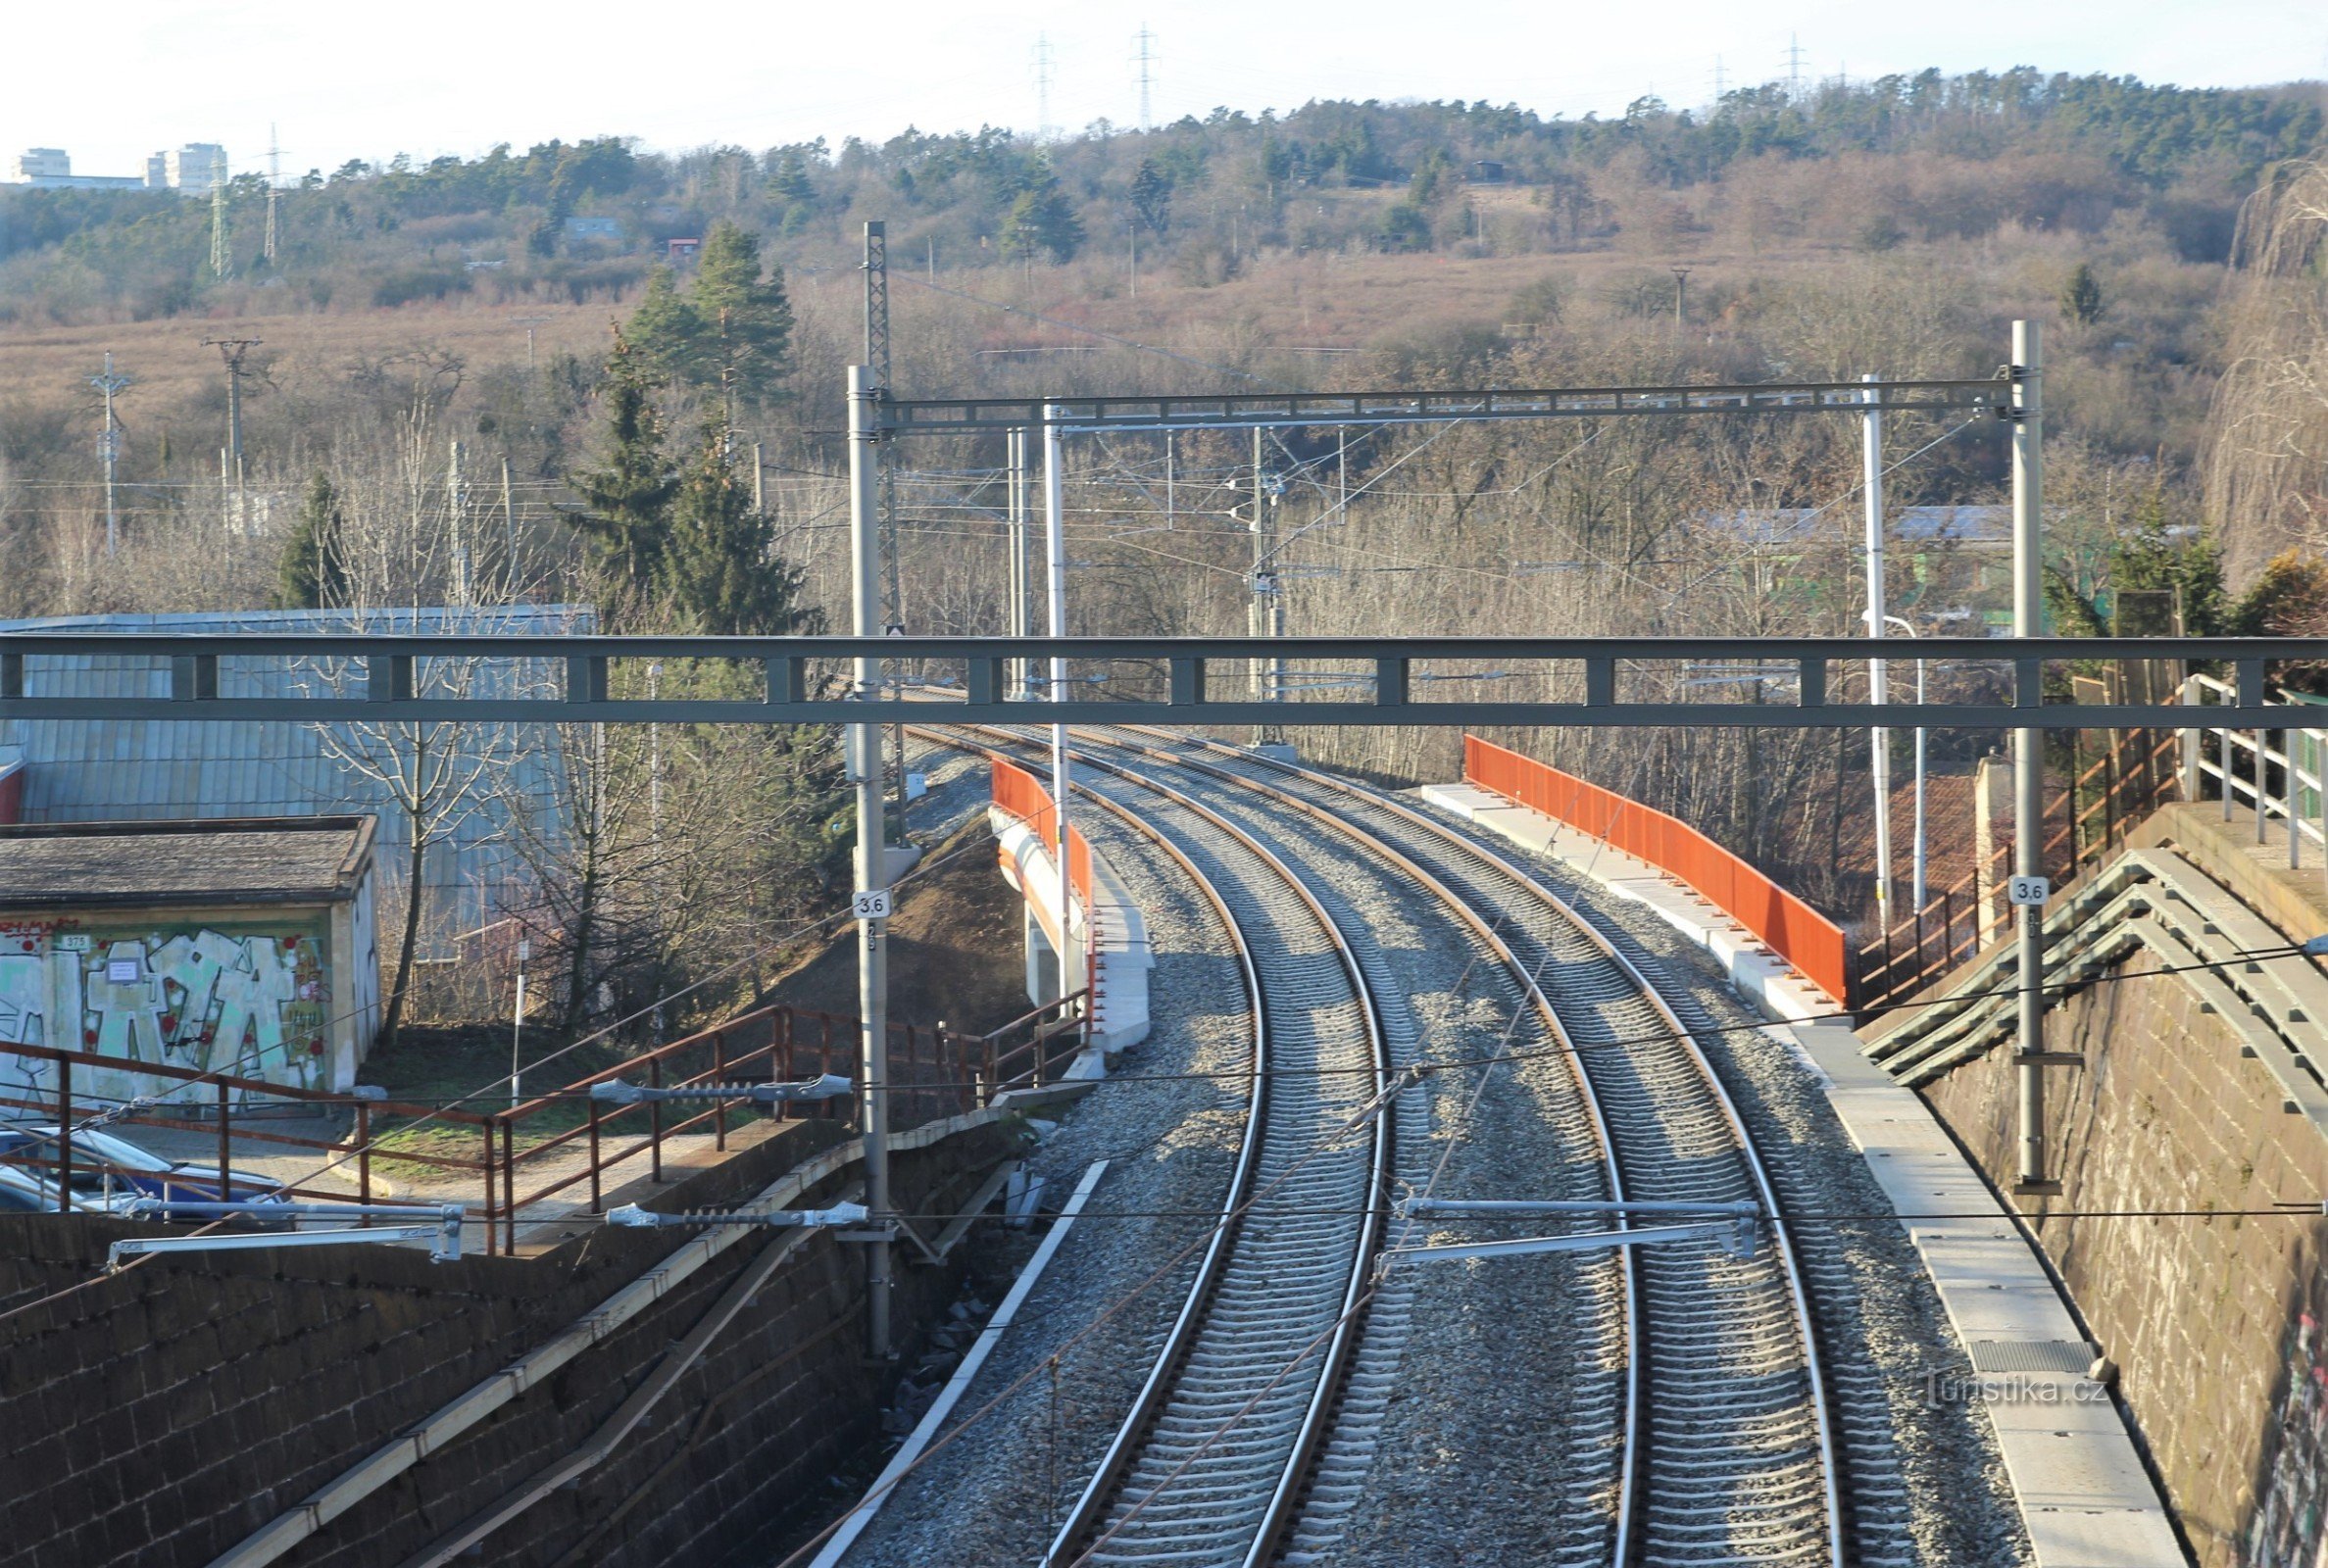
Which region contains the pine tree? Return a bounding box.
[659,420,817,635]
[566,332,680,623]
[690,221,795,417]
[625,267,698,385]
[1130,159,1172,233]
[622,222,794,416]
[274,473,348,609]
[2060,262,2105,325]
[1000,171,1085,264]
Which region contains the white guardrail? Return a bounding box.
[2182,672,2328,869]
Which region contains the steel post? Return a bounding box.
[2011,321,2051,1194]
[1043,407,1075,1020]
[849,365,895,1360]
[1863,374,1892,914]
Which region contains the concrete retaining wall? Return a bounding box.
[0,1113,1024,1568]
[1918,804,2328,1568]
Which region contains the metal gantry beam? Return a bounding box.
[876,376,2010,435]
[3,632,2315,730]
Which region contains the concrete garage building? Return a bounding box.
[0,816,379,1106]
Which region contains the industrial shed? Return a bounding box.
[0,604,584,956]
[0,815,380,1104]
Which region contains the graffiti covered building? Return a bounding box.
[0,816,378,1102]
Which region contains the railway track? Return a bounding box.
[956,736,1394,1568]
[917,720,1863,1565]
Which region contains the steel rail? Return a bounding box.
[929,718,1642,1563]
[1090,726,1847,1566]
[916,726,1393,1568]
[930,735,1276,1568]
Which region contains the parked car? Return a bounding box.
[0,1125,294,1222]
[0,1160,136,1214]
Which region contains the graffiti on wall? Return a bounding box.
[2247,1293,2328,1566]
[0,916,332,1103]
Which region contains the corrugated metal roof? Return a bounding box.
[0,607,589,946]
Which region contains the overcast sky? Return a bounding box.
[8,1,2324,181]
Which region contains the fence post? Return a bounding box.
[217,1077,230,1198]
[481,1119,498,1257]
[588,1099,603,1213]
[56,1058,72,1214]
[777,1011,794,1124]
[357,1102,372,1208]
[714,1030,728,1152]
[2294,736,2305,869]
[503,1119,517,1253]
[649,1054,664,1183]
[2244,735,2262,842]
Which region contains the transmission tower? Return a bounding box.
[89,353,131,559]
[264,124,279,266]
[1133,24,1158,131]
[1785,33,1807,98]
[1034,33,1056,139]
[1711,55,1728,103]
[209,148,231,279]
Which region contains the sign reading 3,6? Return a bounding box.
[852,889,894,921]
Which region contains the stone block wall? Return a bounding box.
[0,1113,1022,1568]
[1919,814,2328,1568]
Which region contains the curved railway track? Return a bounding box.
[938,734,1394,1568]
[916,720,1861,1566]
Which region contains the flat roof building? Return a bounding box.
[0,816,380,1102]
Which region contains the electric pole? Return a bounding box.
[1862,373,1891,916]
[500,453,517,593]
[448,439,471,605]
[863,221,908,837]
[264,125,280,267]
[90,354,130,559]
[1008,426,1032,698]
[846,364,895,1360]
[204,336,260,530]
[210,147,231,280]
[1250,429,1285,747]
[1133,24,1157,131]
[2009,319,2056,1196]
[512,315,552,370]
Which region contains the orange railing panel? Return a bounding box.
[1463,736,1851,1005]
[993,757,1094,908]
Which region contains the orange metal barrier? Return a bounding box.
[993,757,1094,909]
[1463,736,1852,1005]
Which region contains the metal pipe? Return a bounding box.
[2011,320,2049,1193]
[848,363,895,1360]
